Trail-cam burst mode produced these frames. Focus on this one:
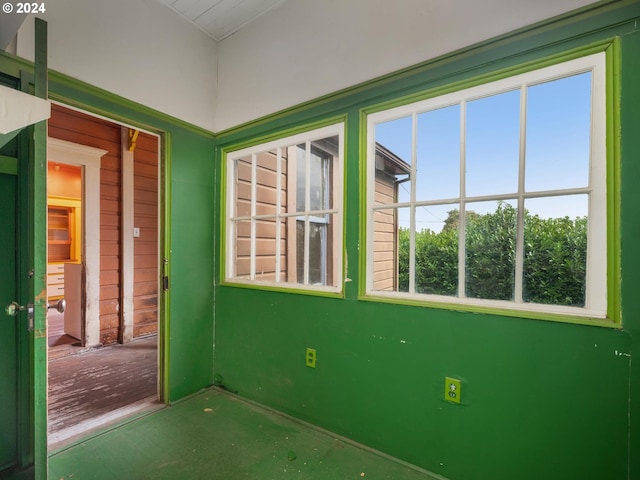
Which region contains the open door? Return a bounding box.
[0,154,24,475]
[0,19,49,480]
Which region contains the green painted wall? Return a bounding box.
[214,3,640,480]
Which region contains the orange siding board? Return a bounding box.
[135,254,159,270]
[135,162,159,178]
[133,325,158,337]
[134,202,158,217]
[134,309,159,323]
[134,281,159,296]
[133,131,159,338]
[100,285,121,301]
[134,175,158,191]
[134,268,159,282]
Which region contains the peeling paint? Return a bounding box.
[614,350,631,357]
[34,287,47,302]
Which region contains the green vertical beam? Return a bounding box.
[161,132,172,403]
[32,17,48,480]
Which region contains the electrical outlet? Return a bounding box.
[445,377,461,404]
[305,348,317,368]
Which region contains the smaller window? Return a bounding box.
[225,123,344,292]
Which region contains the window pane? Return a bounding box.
[416,105,460,201]
[372,207,398,292]
[308,149,328,211]
[296,218,332,286]
[255,151,280,216]
[295,139,335,212]
[233,220,252,279]
[465,200,517,300]
[234,156,252,217]
[311,136,338,210]
[525,72,591,192]
[375,116,412,203]
[397,207,411,292]
[466,90,520,197]
[523,195,588,306]
[255,217,278,282]
[295,144,307,212]
[415,204,458,296]
[309,222,327,285]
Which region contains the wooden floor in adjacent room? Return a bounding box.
[49,388,439,480]
[48,332,160,449]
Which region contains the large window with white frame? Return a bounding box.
[366,53,608,318]
[225,123,344,292]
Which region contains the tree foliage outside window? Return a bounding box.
[398,203,587,306]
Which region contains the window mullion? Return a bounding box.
[458,101,467,298]
[275,147,282,283]
[250,153,257,280]
[229,161,237,278]
[514,85,527,303]
[304,140,311,285]
[409,113,417,294]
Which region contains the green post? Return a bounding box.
[32,17,48,480]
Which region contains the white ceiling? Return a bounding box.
[157,0,288,41]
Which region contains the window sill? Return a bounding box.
[360,291,619,328]
[221,279,344,299]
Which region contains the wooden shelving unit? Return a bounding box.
[48,206,73,262]
[47,198,82,299]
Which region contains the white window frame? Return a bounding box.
[366,53,607,318]
[225,123,344,293]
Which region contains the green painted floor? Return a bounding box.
[49,388,440,480]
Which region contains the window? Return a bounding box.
[226,123,343,292]
[366,53,608,318]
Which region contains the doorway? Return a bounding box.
[46,103,163,448]
[47,161,84,350]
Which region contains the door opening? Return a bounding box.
[47,162,83,349]
[46,103,163,448]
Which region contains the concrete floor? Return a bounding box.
[49,388,441,480]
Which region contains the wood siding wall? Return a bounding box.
[133,132,159,337]
[234,151,288,281]
[49,105,122,344]
[49,105,159,345]
[373,170,397,291]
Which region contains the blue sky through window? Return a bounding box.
[374,71,592,232]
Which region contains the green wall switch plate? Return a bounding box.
[305,348,317,368]
[445,377,461,404]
